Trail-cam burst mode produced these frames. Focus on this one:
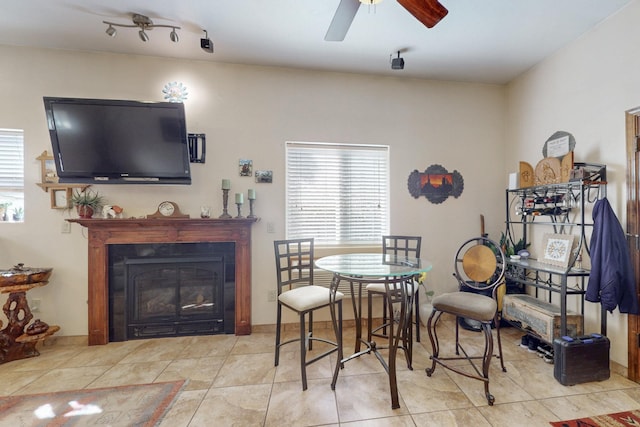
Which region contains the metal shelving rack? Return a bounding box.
[503,163,607,338]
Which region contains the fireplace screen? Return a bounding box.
[124,256,224,339]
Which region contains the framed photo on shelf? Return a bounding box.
[540,233,575,267]
[37,151,58,183]
[51,188,71,209]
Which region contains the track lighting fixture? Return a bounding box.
[103,13,181,43]
[391,51,405,70]
[138,29,149,42]
[170,28,179,43]
[200,30,214,53]
[105,24,116,37]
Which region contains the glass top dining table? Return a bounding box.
[315,253,432,278]
[315,253,433,409]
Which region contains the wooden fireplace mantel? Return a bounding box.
[68,217,257,345]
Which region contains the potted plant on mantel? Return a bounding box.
[71,188,104,219]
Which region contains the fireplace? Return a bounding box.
[68,218,257,345]
[109,242,235,341]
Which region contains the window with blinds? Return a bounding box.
[0,129,25,222]
[286,141,389,245]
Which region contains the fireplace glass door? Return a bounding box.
[125,256,224,339]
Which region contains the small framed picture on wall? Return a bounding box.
[51,188,71,209]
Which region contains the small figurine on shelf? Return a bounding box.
[26,319,49,336]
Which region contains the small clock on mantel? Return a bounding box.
[146,201,189,219]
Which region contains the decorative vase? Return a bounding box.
[77,206,94,219]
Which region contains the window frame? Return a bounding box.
[285,141,390,246]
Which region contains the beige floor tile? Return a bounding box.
[539,389,640,420]
[88,360,171,388]
[265,379,339,426]
[342,414,416,426]
[190,384,272,426]
[273,349,334,384]
[233,332,278,355]
[177,334,238,358]
[0,369,50,396]
[118,336,193,363]
[213,352,276,387]
[155,356,226,391]
[17,365,111,394]
[397,368,474,412]
[158,389,207,427]
[477,400,560,427]
[412,408,492,426]
[334,373,410,422]
[57,342,142,367]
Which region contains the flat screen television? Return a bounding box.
[43,97,191,184]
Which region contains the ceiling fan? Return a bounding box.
[325,0,448,42]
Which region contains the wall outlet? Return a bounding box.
[31,299,41,312]
[267,222,275,233]
[267,290,277,302]
[61,221,71,233]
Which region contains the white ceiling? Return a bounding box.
[0,0,633,84]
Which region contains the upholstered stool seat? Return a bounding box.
[431,292,497,322]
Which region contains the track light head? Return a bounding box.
[170,28,179,43]
[106,24,116,37]
[138,29,149,42]
[201,30,214,53]
[391,51,404,70]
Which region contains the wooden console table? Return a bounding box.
[68,218,258,345]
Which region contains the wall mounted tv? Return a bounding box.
[43,97,191,184]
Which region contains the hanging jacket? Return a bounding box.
[586,197,639,314]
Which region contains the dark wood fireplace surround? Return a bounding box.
[68,218,257,345]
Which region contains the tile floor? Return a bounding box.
[1,316,639,426]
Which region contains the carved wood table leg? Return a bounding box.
[0,286,60,364]
[0,292,35,364]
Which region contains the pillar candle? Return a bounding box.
[235,192,244,204]
[222,179,231,190]
[248,189,256,200]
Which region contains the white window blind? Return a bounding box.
[0,129,24,190]
[286,141,389,245]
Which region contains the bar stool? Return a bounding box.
[425,236,506,405]
[274,238,344,390]
[367,235,422,366]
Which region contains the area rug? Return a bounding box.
[0,380,185,426]
[550,409,640,426]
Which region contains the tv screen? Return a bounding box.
[43,97,191,184]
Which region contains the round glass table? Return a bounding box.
[316,253,433,409]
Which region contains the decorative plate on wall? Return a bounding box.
[162,82,188,102]
[407,164,464,204]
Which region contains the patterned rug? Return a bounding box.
[0,380,185,426]
[550,409,640,426]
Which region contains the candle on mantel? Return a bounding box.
[235,192,244,204]
[222,179,231,190]
[248,189,256,200]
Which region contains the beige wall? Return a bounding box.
[0,45,506,335]
[506,0,640,366]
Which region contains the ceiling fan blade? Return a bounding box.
[397,0,448,28]
[325,0,361,42]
